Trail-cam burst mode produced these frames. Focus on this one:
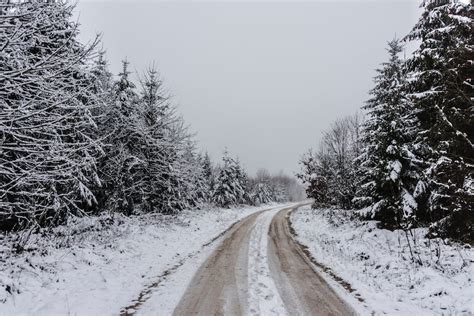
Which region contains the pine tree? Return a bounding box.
[251,182,273,205]
[298,150,330,206]
[134,66,187,214]
[201,152,214,201]
[90,50,114,112]
[270,182,287,203]
[86,50,114,212]
[405,0,473,240]
[234,157,250,204]
[0,1,102,229]
[99,60,141,215]
[212,151,246,207]
[356,39,419,229]
[179,141,208,208]
[136,67,168,213]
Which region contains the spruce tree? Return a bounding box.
[136,67,168,213]
[297,150,330,206]
[0,1,101,228]
[357,39,419,229]
[212,151,246,207]
[179,141,208,209]
[86,50,114,212]
[405,0,473,240]
[252,182,273,205]
[99,60,141,215]
[234,157,250,204]
[201,152,214,201]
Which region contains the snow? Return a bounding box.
[137,205,291,315]
[387,160,402,182]
[247,209,287,315]
[0,204,283,315]
[291,206,474,315]
[402,189,417,219]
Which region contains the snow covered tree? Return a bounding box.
[201,152,214,201]
[324,115,363,208]
[98,60,141,215]
[404,0,473,240]
[135,67,169,213]
[83,50,114,212]
[89,50,114,114]
[178,141,209,208]
[298,114,362,209]
[298,150,330,206]
[251,182,273,205]
[134,66,193,214]
[212,151,247,207]
[251,169,302,203]
[0,1,102,229]
[355,39,419,229]
[234,157,251,204]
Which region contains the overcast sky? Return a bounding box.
[75,0,421,176]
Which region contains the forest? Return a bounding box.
[0,0,302,232]
[298,0,473,242]
[0,1,472,315]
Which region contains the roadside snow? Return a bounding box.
[0,204,281,316]
[247,209,287,316]
[291,206,473,315]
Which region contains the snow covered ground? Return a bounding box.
[0,204,282,316]
[291,206,474,315]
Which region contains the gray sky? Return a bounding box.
[75,0,421,176]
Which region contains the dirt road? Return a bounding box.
[173,204,355,316]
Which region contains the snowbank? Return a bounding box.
[291,206,473,315]
[0,204,281,315]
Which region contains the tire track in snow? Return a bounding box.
[247,209,287,316]
[172,202,355,316]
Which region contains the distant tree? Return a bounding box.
[212,151,247,207]
[298,114,363,209]
[251,169,303,203]
[201,152,214,202]
[251,182,273,205]
[270,183,287,203]
[235,157,251,204]
[179,141,209,208]
[298,150,331,206]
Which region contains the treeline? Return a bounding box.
[298,1,473,242]
[210,151,304,208]
[0,1,300,231]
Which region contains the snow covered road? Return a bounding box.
[172,203,355,316]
